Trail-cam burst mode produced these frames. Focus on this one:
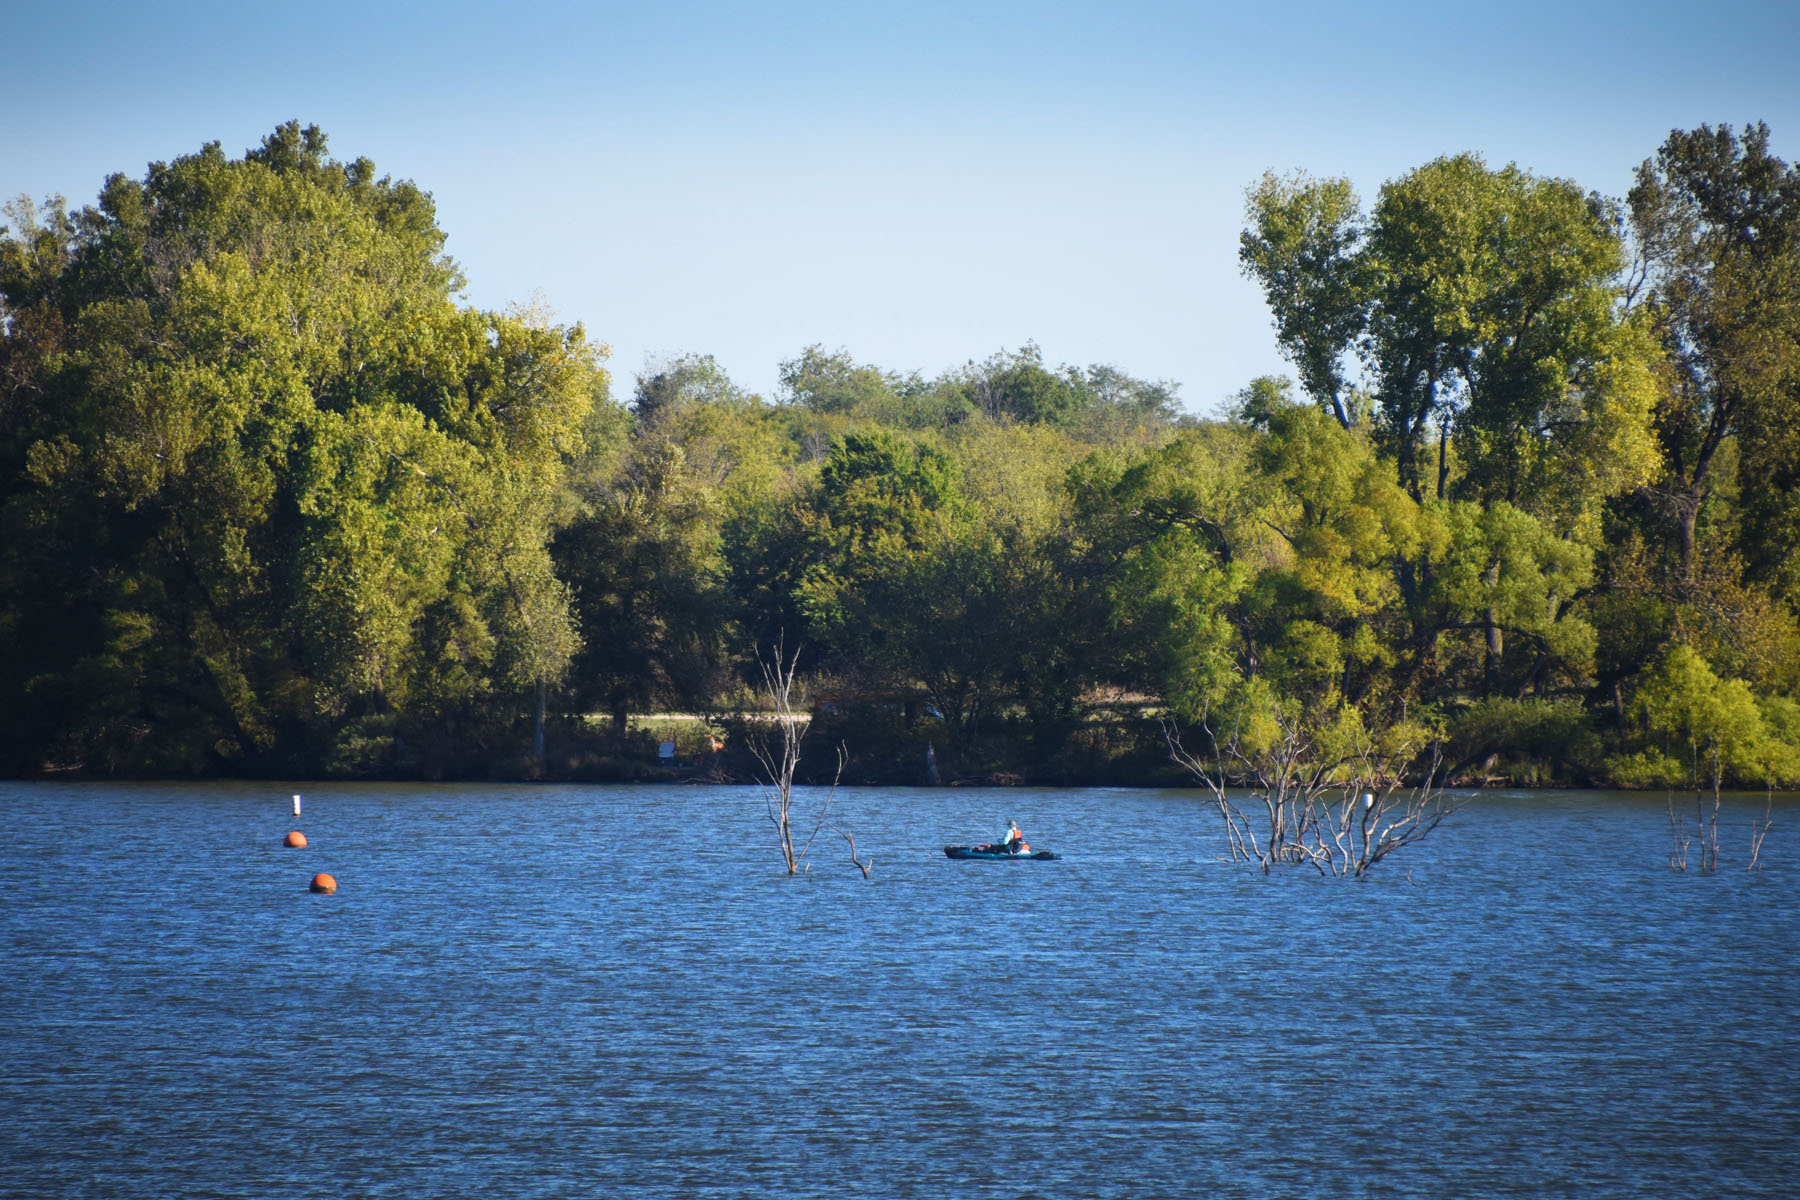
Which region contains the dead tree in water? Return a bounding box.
[1749,789,1774,871]
[1165,705,1462,878]
[749,639,807,873]
[820,746,872,878]
[747,640,867,877]
[1667,795,1692,872]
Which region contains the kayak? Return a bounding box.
[944,844,1057,861]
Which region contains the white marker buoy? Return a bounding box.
[293,793,303,817]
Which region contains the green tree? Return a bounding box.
[944,343,1088,427]
[0,124,602,774]
[1417,499,1596,696]
[1610,644,1800,869]
[1086,399,1609,871]
[1242,156,1660,522]
[1239,172,1370,428]
[1076,364,1184,423]
[1079,431,1258,720]
[553,374,787,735]
[794,431,971,709]
[1628,122,1800,591]
[555,441,729,735]
[778,344,916,418]
[631,352,758,426]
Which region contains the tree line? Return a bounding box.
[3,120,1797,794]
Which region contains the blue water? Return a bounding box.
[3,781,1796,1198]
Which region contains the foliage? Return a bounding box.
[1610,644,1799,791]
[1629,122,1800,594]
[1238,173,1370,428]
[554,436,730,730]
[1608,641,1800,871]
[6,122,1800,806]
[1444,696,1603,783]
[1242,155,1660,525]
[0,124,602,773]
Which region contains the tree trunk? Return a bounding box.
[534,679,546,759]
[1330,392,1351,430]
[1437,411,1452,501]
[1484,606,1503,691]
[1678,500,1699,583]
[1705,770,1722,873]
[1397,430,1422,503]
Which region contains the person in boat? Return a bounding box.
[999,820,1028,854]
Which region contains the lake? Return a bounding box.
[3,781,1796,1198]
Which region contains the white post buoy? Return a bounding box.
[293,793,303,817]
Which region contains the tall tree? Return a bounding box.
[554,410,765,733]
[1242,155,1659,522]
[1239,172,1370,429]
[777,344,911,417]
[0,124,602,774]
[944,343,1087,427]
[793,431,970,707]
[1628,122,1800,591]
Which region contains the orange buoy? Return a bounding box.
[284,830,308,848]
[309,872,337,894]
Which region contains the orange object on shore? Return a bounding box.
[284,831,307,848]
[309,872,337,894]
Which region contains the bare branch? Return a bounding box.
[750,634,808,874]
[1166,702,1460,878]
[1749,788,1773,872]
[1163,718,1258,864]
[749,646,869,880]
[1669,793,1691,872]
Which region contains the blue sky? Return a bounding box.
[6,0,1798,413]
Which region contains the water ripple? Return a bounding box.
[2,782,1796,1198]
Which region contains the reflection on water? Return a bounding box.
[2,782,1796,1198]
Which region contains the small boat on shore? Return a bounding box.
[944,844,1057,861]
